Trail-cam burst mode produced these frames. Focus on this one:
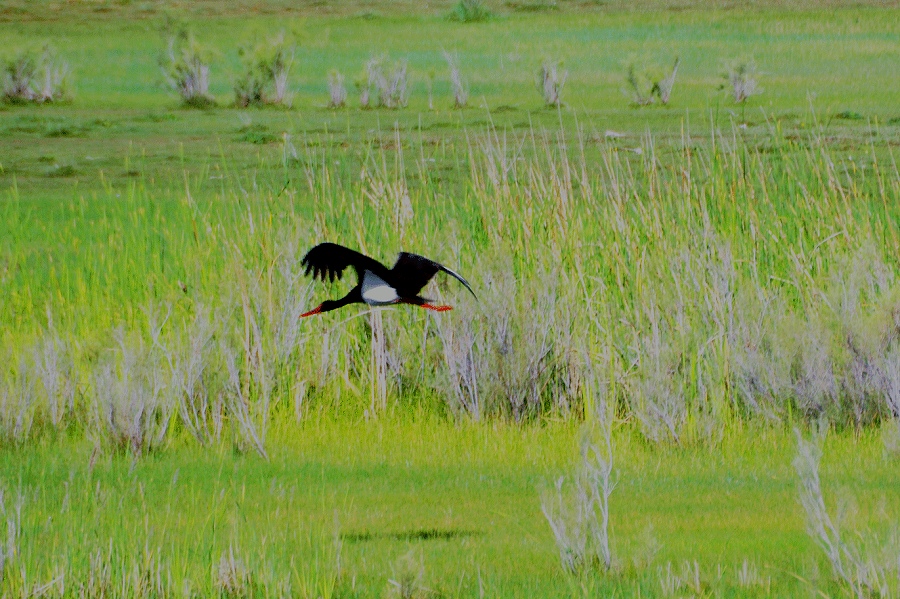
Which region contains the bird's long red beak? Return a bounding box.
[300,304,324,318]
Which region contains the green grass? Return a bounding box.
[2,1,900,596]
[3,421,898,597]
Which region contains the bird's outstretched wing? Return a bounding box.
[391,252,477,299]
[301,243,385,283]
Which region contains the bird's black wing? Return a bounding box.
[301,243,386,284]
[391,252,477,298]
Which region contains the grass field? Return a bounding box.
[2,1,900,596]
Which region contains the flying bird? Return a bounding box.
[300,242,476,317]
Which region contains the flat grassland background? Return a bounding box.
[1,0,900,596]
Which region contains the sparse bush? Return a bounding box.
[161,29,214,107]
[0,357,37,446]
[215,546,251,597]
[2,44,70,104]
[541,414,616,574]
[435,268,568,421]
[362,56,410,109]
[538,60,567,107]
[628,302,688,445]
[387,549,426,598]
[0,486,23,582]
[624,63,654,107]
[451,0,491,22]
[793,426,896,598]
[327,69,347,108]
[724,59,760,103]
[219,239,311,458]
[90,329,172,456]
[92,330,172,456]
[443,51,468,108]
[625,58,679,106]
[34,320,76,430]
[164,305,222,446]
[234,32,294,107]
[652,57,679,104]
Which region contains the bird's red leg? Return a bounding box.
[300,304,324,318]
[421,303,453,312]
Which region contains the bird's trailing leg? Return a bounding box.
[421,303,453,312]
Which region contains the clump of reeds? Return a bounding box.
[1,44,70,104]
[624,58,679,106]
[327,70,347,108]
[653,58,679,104]
[163,304,223,446]
[724,59,760,103]
[793,426,897,597]
[0,486,23,581]
[435,267,571,421]
[541,397,616,573]
[538,60,566,107]
[360,56,409,110]
[0,356,37,447]
[450,0,491,22]
[161,29,214,107]
[215,546,252,597]
[234,32,294,107]
[89,329,172,456]
[443,51,468,108]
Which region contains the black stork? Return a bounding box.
[299,242,476,317]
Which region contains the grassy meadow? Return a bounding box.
[2,0,900,596]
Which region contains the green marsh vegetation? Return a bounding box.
[1,0,900,596]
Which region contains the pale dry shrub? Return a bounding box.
[0,357,37,446]
[725,60,760,103]
[877,347,900,448]
[2,44,70,103]
[541,390,616,574]
[730,290,794,422]
[34,321,76,430]
[234,32,294,107]
[435,307,482,419]
[653,58,679,104]
[793,426,896,598]
[220,238,312,457]
[792,320,840,420]
[215,546,251,597]
[538,60,567,107]
[161,30,214,107]
[0,486,23,583]
[327,70,347,108]
[383,61,409,109]
[90,330,172,456]
[164,305,223,446]
[443,51,468,108]
[362,56,409,109]
[387,549,426,599]
[628,302,687,445]
[436,268,565,420]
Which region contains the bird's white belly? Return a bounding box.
[361,271,399,305]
